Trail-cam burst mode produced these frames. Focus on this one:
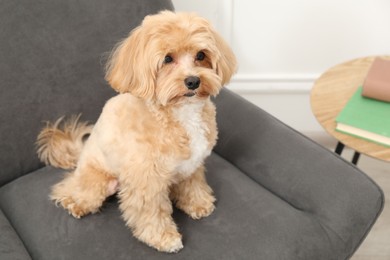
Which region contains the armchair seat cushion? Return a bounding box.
[0,152,357,260]
[0,208,30,260]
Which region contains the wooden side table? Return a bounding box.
[310,56,390,163]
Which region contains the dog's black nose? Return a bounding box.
[184,76,200,90]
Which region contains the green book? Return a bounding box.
[336,86,390,147]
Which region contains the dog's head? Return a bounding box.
[105,11,237,105]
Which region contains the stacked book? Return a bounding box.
[335,58,390,147]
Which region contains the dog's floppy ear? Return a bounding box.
[211,29,237,86]
[105,26,156,99]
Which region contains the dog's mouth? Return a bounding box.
[183,91,197,97]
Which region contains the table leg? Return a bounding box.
[334,141,361,165]
[335,142,345,155]
[352,152,361,165]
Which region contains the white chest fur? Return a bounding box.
[173,102,211,176]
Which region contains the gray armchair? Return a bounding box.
[0,1,383,259]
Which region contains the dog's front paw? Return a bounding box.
[157,231,183,253]
[191,203,215,219]
[137,228,183,253]
[173,187,216,219]
[181,198,216,220]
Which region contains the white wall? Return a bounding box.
[172,0,390,138]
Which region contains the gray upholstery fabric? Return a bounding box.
[0,0,174,186]
[213,90,384,258]
[0,209,31,260]
[0,0,384,259]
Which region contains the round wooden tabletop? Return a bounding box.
[310,56,390,162]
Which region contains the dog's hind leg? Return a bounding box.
[50,162,118,218]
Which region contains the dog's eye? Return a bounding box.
[195,51,206,61]
[164,55,173,64]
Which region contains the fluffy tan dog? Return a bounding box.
[37,11,236,253]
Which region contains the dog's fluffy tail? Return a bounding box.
[36,115,93,169]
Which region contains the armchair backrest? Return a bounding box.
[0,0,174,186]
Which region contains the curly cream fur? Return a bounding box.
[37,11,236,253]
[36,115,93,169]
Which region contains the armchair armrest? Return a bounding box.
[213,88,384,258]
